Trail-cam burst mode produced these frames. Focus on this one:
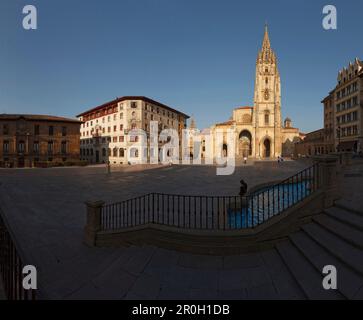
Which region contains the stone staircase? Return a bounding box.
[274,201,363,299]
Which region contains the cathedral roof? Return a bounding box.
[215,120,235,126]
[235,106,253,110]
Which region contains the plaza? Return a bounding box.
[1,159,363,299]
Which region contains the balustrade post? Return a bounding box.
[313,155,339,208]
[84,200,104,247]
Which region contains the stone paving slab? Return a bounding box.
[0,161,326,300]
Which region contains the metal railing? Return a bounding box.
[101,163,320,231]
[0,208,36,300]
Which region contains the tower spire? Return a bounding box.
[262,23,271,49]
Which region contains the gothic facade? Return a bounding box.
[209,26,300,160]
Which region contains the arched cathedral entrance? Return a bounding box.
[263,138,271,158]
[239,130,252,158]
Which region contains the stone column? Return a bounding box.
[313,155,339,208]
[84,200,104,246]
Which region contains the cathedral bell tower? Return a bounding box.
[253,25,282,158]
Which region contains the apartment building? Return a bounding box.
[322,58,363,153]
[77,96,189,164]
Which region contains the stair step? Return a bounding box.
[324,207,363,232]
[313,214,363,249]
[260,249,306,299]
[335,200,363,216]
[302,223,363,276]
[276,241,343,300]
[290,231,363,299]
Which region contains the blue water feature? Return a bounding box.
[228,181,313,229]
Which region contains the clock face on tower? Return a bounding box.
[264,89,269,100]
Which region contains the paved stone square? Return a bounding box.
[0,160,348,299]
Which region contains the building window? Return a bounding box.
[33,142,39,154]
[353,125,358,135]
[3,124,9,135]
[34,125,40,135]
[353,96,358,106]
[3,141,9,154]
[130,148,139,158]
[113,137,117,142]
[264,113,269,125]
[347,127,352,136]
[353,82,358,91]
[62,126,67,136]
[119,148,124,157]
[17,141,25,153]
[119,136,124,142]
[353,111,358,121]
[61,141,67,154]
[131,102,137,108]
[113,148,118,157]
[48,141,53,154]
[132,111,136,118]
[114,125,117,132]
[120,113,123,119]
[102,148,106,157]
[120,124,123,131]
[49,126,54,136]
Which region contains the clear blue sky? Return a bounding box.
[1,0,362,133]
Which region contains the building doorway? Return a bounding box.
[222,144,228,157]
[17,157,25,168]
[239,130,252,157]
[95,150,100,163]
[263,139,271,158]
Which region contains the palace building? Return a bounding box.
[206,26,300,160]
[0,114,82,168]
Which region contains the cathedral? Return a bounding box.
[208,26,301,160]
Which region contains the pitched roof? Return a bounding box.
[76,96,189,119]
[0,114,81,123]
